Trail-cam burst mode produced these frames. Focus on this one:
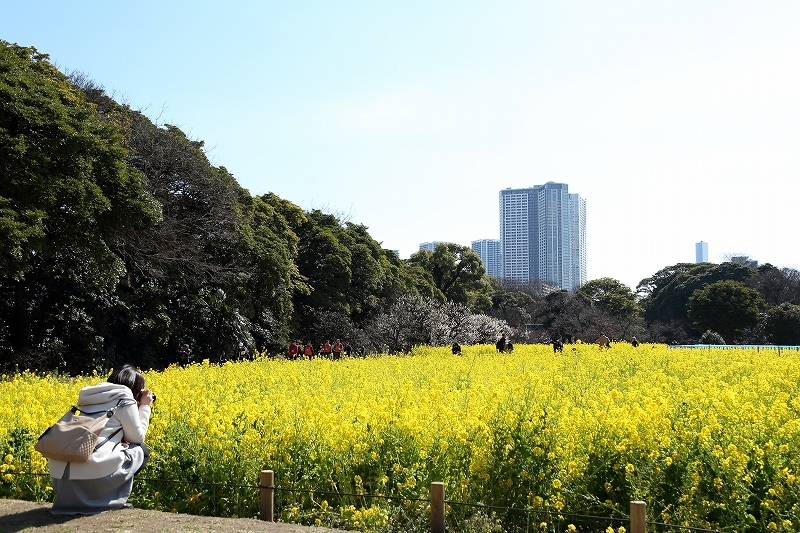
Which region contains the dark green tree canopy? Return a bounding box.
[490,288,534,328]
[279,207,419,336]
[407,243,492,313]
[687,280,766,343]
[763,302,800,345]
[0,42,161,370]
[0,43,161,284]
[637,261,756,323]
[576,277,641,318]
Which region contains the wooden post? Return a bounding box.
[260,470,274,522]
[430,482,445,533]
[630,501,646,533]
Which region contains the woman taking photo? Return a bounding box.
[47,364,154,514]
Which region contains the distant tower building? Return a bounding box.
[419,242,442,252]
[696,241,708,263]
[471,239,501,278]
[499,182,587,291]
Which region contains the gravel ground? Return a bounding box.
[0,498,350,533]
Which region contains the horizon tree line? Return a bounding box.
[2,41,799,374]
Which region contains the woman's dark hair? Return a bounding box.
[108,364,146,400]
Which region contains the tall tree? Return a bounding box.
[687,280,766,343]
[290,210,355,334]
[747,264,800,307]
[637,262,756,323]
[0,42,160,371]
[576,277,641,319]
[282,207,418,338]
[490,288,535,329]
[532,290,597,342]
[407,243,492,313]
[762,303,800,345]
[102,107,254,365]
[235,194,308,350]
[72,76,309,364]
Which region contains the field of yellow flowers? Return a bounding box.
[2,344,800,532]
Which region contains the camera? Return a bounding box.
[139,390,156,404]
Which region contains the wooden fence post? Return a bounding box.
[430,482,444,533]
[260,470,274,522]
[630,500,646,533]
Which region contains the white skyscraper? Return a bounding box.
[499,182,586,291]
[471,239,502,278]
[696,241,708,263]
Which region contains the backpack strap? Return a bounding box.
[74,398,133,416]
[94,426,124,452]
[74,399,134,452]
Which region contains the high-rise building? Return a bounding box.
[499,182,586,291]
[419,241,444,252]
[471,239,502,278]
[696,241,708,263]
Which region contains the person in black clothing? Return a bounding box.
[178,344,192,365]
[451,342,462,355]
[495,334,507,353]
[553,339,563,353]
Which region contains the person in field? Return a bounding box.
[553,339,564,353]
[451,342,462,355]
[496,334,507,353]
[333,339,343,360]
[237,342,248,360]
[303,341,314,359]
[47,364,154,515]
[288,341,299,360]
[597,334,611,348]
[178,344,192,365]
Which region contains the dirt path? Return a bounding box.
[0,499,349,533]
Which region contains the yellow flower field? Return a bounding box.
[2,344,799,532]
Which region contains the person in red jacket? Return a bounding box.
[333,339,343,360]
[288,341,299,360]
[303,342,314,359]
[321,340,332,358]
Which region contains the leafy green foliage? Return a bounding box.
[637,262,756,323]
[688,280,766,343]
[0,42,160,371]
[576,277,641,318]
[762,302,800,345]
[489,287,534,328]
[407,243,492,313]
[280,206,421,337]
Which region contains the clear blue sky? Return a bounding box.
[2,1,798,290]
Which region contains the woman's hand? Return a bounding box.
[138,389,155,407]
